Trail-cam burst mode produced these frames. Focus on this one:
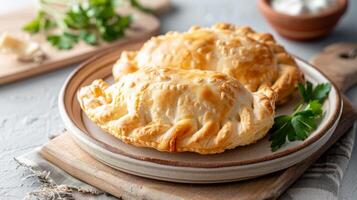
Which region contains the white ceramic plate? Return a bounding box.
[59,43,342,183]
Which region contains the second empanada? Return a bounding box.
[113,23,303,104]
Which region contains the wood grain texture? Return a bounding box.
[0,0,171,85]
[311,43,357,92]
[40,98,356,200]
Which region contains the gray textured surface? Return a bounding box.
[0,0,356,199]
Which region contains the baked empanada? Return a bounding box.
[78,67,276,154]
[113,23,303,104]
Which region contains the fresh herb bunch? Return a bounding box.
[23,11,56,34]
[269,81,331,151]
[23,0,149,50]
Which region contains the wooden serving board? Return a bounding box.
[39,43,357,199]
[0,0,170,85]
[311,43,357,92]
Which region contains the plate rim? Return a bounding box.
[69,117,341,183]
[58,45,342,168]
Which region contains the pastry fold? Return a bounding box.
[78,67,276,154]
[113,23,303,104]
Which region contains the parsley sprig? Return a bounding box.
[22,11,56,34]
[23,0,149,50]
[269,81,331,151]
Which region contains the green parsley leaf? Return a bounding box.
[79,31,98,45]
[64,5,90,29]
[291,114,315,140]
[305,100,323,116]
[23,11,55,34]
[87,0,116,19]
[98,15,131,42]
[312,83,331,103]
[23,0,132,50]
[269,82,331,151]
[298,81,331,103]
[269,116,293,151]
[44,18,56,30]
[269,110,317,152]
[298,81,312,102]
[47,32,79,50]
[23,18,41,34]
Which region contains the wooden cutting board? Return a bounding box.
[0,0,170,85]
[311,43,357,92]
[39,43,357,199]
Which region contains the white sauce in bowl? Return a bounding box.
[271,0,337,16]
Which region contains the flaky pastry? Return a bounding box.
[78,67,276,154]
[113,23,303,104]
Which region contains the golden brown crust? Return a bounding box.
[113,23,303,104]
[79,67,276,154]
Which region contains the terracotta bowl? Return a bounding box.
[258,0,348,41]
